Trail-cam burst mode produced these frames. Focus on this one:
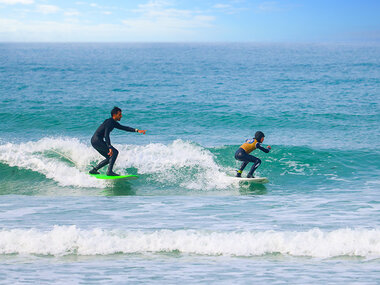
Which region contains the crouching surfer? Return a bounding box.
[235,131,271,178]
[89,106,146,176]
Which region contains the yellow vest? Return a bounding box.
[240,139,258,154]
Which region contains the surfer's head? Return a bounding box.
[111,106,122,121]
[255,131,265,143]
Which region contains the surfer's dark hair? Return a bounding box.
[111,106,122,116]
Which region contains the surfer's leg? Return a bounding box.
[235,148,250,177]
[247,156,261,178]
[91,140,110,173]
[239,161,249,172]
[95,157,110,170]
[106,147,119,176]
[235,161,249,177]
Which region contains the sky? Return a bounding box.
[0,0,379,42]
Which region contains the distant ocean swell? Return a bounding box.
[0,226,379,258]
[0,137,379,191]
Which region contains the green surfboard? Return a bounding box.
[90,174,139,180]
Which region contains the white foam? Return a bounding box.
[0,137,233,189]
[114,139,233,189]
[0,226,379,258]
[0,137,105,188]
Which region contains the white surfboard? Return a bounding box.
[231,177,269,184]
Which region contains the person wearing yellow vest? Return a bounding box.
[235,131,271,178]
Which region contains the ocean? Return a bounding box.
[0,43,379,284]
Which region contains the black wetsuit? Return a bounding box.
[235,143,270,176]
[91,118,136,174]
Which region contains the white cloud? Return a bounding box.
[137,0,170,10]
[64,10,80,17]
[213,4,231,9]
[0,0,34,5]
[124,0,215,34]
[0,17,119,41]
[0,0,33,4]
[0,18,21,33]
[257,1,280,12]
[0,1,217,42]
[37,4,60,14]
[212,2,245,15]
[90,3,98,7]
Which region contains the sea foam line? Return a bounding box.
[0,137,104,188]
[0,226,379,258]
[0,137,233,189]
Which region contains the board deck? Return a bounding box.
[89,174,139,180]
[231,177,269,184]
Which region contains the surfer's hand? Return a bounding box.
[108,148,113,157]
[137,130,146,134]
[267,145,271,150]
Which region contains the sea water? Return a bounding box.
[0,43,379,284]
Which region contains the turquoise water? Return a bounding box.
[0,43,379,283]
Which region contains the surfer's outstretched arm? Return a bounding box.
[115,122,146,134]
[256,142,271,153]
[114,122,136,132]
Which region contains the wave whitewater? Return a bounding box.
[0,226,379,258]
[0,137,232,189]
[0,137,105,188]
[1,137,378,190]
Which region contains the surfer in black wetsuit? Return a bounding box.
[89,106,146,176]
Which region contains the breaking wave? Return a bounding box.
[0,226,379,258]
[0,137,378,191]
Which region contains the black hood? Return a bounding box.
[254,131,265,142]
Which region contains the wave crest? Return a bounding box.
[0,226,379,258]
[0,137,233,189]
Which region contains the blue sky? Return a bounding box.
[0,0,379,42]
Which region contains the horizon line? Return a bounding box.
[1,40,379,45]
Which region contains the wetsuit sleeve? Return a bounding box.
[114,122,136,132]
[256,142,270,153]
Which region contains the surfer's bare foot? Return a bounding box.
[89,168,100,174]
[107,171,120,176]
[247,174,255,178]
